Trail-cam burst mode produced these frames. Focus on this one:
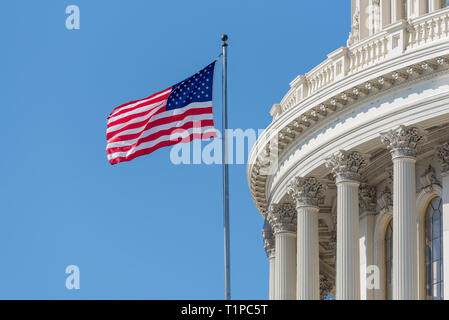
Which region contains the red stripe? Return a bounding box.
[107,107,214,143]
[108,132,217,165]
[108,87,172,117]
[108,92,171,120]
[106,119,215,155]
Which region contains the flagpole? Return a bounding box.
[221,34,231,301]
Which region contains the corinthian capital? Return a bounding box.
[381,126,426,159]
[287,177,327,207]
[262,228,275,259]
[359,184,377,213]
[437,142,449,174]
[325,150,368,182]
[267,203,297,234]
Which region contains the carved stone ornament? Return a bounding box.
[419,165,441,192]
[436,142,449,173]
[380,126,425,158]
[287,177,327,207]
[347,9,360,46]
[267,203,297,234]
[359,184,377,213]
[326,150,368,182]
[320,274,334,300]
[385,166,393,186]
[262,228,275,259]
[378,186,393,214]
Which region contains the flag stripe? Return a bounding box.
[109,88,172,117]
[106,103,167,139]
[106,119,215,155]
[107,126,217,162]
[107,112,215,146]
[107,102,211,141]
[108,131,217,165]
[107,101,166,133]
[108,97,169,123]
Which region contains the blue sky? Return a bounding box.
[0,1,349,299]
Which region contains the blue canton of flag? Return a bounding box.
[167,61,216,110]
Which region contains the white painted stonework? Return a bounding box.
[253,0,449,300]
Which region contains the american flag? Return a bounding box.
[106,62,217,165]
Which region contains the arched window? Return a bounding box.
[385,220,393,300]
[425,197,444,300]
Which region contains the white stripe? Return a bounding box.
[110,88,172,117]
[107,101,213,136]
[107,126,217,160]
[107,113,215,149]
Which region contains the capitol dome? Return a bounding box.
[248,0,449,300]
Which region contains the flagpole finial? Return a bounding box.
[221,34,228,47]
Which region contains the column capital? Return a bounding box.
[267,203,297,234]
[359,184,377,214]
[326,150,369,182]
[380,125,426,159]
[287,177,327,207]
[262,228,275,259]
[436,142,449,174]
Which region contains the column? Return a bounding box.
[267,203,297,300]
[359,184,377,300]
[262,228,276,300]
[429,0,442,12]
[417,0,428,15]
[359,0,371,39]
[287,177,327,300]
[391,0,405,22]
[380,0,392,27]
[437,142,449,300]
[381,125,425,300]
[326,150,369,300]
[407,0,427,18]
[369,0,382,35]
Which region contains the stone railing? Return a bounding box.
[348,31,389,73]
[408,8,449,49]
[272,7,449,119]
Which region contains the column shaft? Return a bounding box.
[359,213,376,300]
[430,0,441,12]
[269,256,276,300]
[442,173,449,300]
[275,232,297,300]
[336,180,361,300]
[392,156,418,300]
[296,206,320,300]
[391,0,404,21]
[380,0,392,27]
